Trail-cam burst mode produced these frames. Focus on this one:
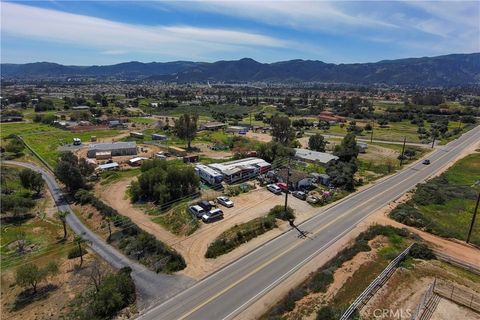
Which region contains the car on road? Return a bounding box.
[217,196,234,208]
[267,184,282,195]
[189,205,206,218]
[292,191,307,200]
[306,195,321,204]
[422,159,431,165]
[202,208,224,223]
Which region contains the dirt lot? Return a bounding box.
[1,253,114,320]
[362,260,480,320]
[431,298,479,320]
[246,131,272,143]
[97,178,316,279]
[195,143,233,159]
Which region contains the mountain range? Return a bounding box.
[2,53,479,86]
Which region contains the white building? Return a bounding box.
[208,157,271,184]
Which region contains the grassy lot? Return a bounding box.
[128,117,157,125]
[390,153,480,246]
[21,129,121,165]
[1,166,71,271]
[152,202,200,236]
[1,123,58,139]
[99,168,140,186]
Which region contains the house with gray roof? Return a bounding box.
[294,148,339,165]
[87,141,137,158]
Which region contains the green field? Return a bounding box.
[152,202,200,236]
[1,166,72,270]
[1,122,58,139]
[390,153,480,245]
[128,117,157,125]
[20,129,121,165]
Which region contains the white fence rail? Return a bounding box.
[339,244,413,320]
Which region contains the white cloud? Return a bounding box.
[164,1,398,32]
[1,2,288,61]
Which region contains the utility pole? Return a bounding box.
[250,112,252,127]
[284,157,291,215]
[466,191,480,244]
[400,136,406,166]
[370,120,374,143]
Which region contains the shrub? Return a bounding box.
[68,246,87,259]
[316,306,337,320]
[268,205,295,221]
[409,243,436,260]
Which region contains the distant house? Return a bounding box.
[128,157,148,166]
[130,132,144,139]
[0,115,23,122]
[87,142,137,158]
[150,102,159,108]
[276,168,312,190]
[96,162,119,171]
[318,111,346,124]
[109,120,127,128]
[151,134,168,141]
[226,126,248,134]
[200,122,227,131]
[72,105,90,111]
[294,148,339,165]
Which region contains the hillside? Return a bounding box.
[2,53,479,86]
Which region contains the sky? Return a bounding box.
[1,1,479,65]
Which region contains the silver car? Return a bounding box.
[217,196,234,208]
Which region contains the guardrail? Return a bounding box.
[432,250,480,275]
[410,279,437,320]
[339,244,413,320]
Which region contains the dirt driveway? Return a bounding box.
[97,178,316,279]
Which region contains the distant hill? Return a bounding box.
[2,53,479,86]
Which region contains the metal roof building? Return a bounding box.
[87,141,137,158]
[294,148,339,165]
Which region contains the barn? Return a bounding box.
[87,142,137,158]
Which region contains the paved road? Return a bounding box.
[139,125,480,320]
[4,161,194,308]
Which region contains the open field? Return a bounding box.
[390,152,480,246]
[21,129,122,165]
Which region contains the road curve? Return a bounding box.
[139,125,480,320]
[4,161,194,308]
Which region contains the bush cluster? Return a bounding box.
[70,267,136,319]
[205,216,276,259]
[67,246,87,259]
[74,189,186,273]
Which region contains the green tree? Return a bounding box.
[56,210,69,240]
[174,113,198,149]
[15,263,47,293]
[5,137,24,154]
[271,115,295,145]
[326,159,358,191]
[308,133,327,152]
[54,152,85,193]
[19,168,45,196]
[256,141,294,163]
[74,235,88,268]
[334,133,359,162]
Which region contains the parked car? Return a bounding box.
[267,184,282,195]
[217,196,234,208]
[422,159,431,165]
[306,195,321,204]
[198,200,213,211]
[292,191,307,200]
[188,205,206,218]
[276,182,288,192]
[202,208,224,223]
